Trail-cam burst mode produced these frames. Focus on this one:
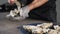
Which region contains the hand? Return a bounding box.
[19,6,30,19]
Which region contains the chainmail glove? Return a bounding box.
[19,6,30,19]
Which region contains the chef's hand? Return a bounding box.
[19,6,30,19]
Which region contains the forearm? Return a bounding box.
[28,0,48,11]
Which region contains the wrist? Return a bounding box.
[28,5,34,11]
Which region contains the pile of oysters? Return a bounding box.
[23,23,60,34]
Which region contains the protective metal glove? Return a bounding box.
[19,6,30,19]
